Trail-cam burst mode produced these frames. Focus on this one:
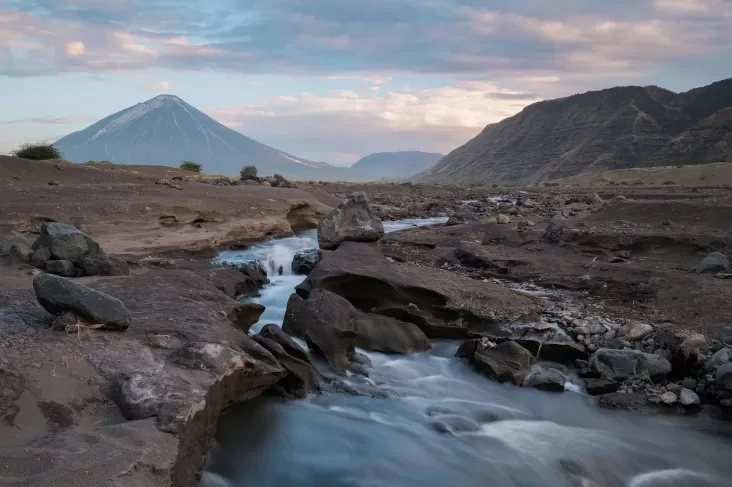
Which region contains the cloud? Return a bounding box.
[142,80,170,91]
[207,80,540,160]
[0,116,80,124]
[64,41,86,56]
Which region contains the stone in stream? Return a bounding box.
[291,249,320,275]
[583,378,619,396]
[457,339,534,385]
[227,303,266,333]
[237,260,270,288]
[33,273,131,331]
[695,252,729,274]
[317,191,385,250]
[590,348,672,381]
[283,288,430,371]
[523,365,565,392]
[252,324,319,398]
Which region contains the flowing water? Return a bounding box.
[203,219,732,487]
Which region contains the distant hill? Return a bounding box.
[54,95,339,179]
[349,151,444,180]
[414,78,732,185]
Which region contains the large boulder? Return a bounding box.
[283,288,430,361]
[292,249,320,275]
[207,267,258,298]
[33,274,132,331]
[317,192,384,250]
[45,260,77,277]
[695,252,729,274]
[523,364,565,392]
[457,339,534,385]
[297,242,544,337]
[31,222,128,276]
[253,324,319,397]
[590,348,672,381]
[227,303,265,333]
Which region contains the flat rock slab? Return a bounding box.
[297,242,544,334]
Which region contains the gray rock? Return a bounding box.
[33,273,131,331]
[317,192,385,250]
[590,348,672,381]
[620,322,653,341]
[682,378,698,390]
[78,253,129,277]
[32,222,102,263]
[253,325,320,398]
[711,348,732,367]
[680,334,709,359]
[292,249,320,275]
[544,216,567,243]
[679,388,700,406]
[6,239,33,264]
[660,391,677,405]
[30,246,51,269]
[523,365,565,392]
[458,340,534,385]
[721,325,732,346]
[695,252,729,274]
[583,378,619,395]
[445,212,477,226]
[45,260,77,277]
[716,363,732,391]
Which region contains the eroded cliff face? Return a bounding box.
[416,79,732,186]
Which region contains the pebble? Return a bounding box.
[660,392,678,405]
[679,388,700,406]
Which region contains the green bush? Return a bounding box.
[12,142,62,160]
[180,160,202,173]
[240,165,258,180]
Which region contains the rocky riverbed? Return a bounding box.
[2,167,732,486]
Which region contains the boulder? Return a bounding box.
[30,246,51,269]
[32,222,102,263]
[716,363,732,391]
[270,173,293,188]
[446,212,476,226]
[496,214,511,224]
[227,303,265,333]
[619,322,653,341]
[317,192,385,250]
[523,365,565,392]
[512,326,587,362]
[292,249,320,275]
[721,325,732,347]
[544,216,568,243]
[45,260,77,277]
[78,254,129,277]
[458,339,534,385]
[237,261,270,288]
[679,388,700,406]
[660,392,677,405]
[207,267,258,298]
[33,274,131,331]
[297,242,544,336]
[253,324,319,397]
[695,252,729,274]
[583,378,619,396]
[283,288,430,357]
[590,349,672,381]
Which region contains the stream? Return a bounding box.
[203,219,732,487]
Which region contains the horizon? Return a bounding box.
[1,0,731,166]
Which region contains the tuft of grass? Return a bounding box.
[180,160,202,173]
[240,165,258,180]
[12,142,62,160]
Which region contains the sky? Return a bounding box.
[1,0,731,166]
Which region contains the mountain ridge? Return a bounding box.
[349,151,443,180]
[415,78,732,185]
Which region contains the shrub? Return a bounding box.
[180,160,202,173]
[240,165,258,180]
[12,142,62,160]
[662,180,677,186]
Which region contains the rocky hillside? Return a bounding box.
[415,78,732,185]
[349,151,444,180]
[54,95,337,180]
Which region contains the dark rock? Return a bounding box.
[445,212,476,226]
[721,325,732,346]
[292,249,320,275]
[208,267,258,297]
[32,222,102,263]
[523,365,565,392]
[283,288,430,363]
[33,273,131,331]
[30,246,51,269]
[717,363,732,391]
[253,324,319,397]
[237,260,270,288]
[458,339,534,385]
[45,259,77,277]
[590,348,672,381]
[317,192,385,250]
[227,303,265,333]
[297,242,544,336]
[583,378,619,395]
[512,326,587,362]
[78,253,130,277]
[270,173,293,188]
[695,252,729,274]
[544,216,568,243]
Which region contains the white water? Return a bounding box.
[203,218,732,487]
